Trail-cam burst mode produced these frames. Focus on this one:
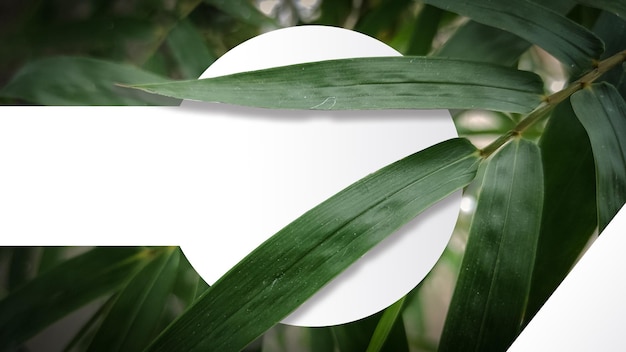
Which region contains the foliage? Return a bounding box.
[1,1,625,351]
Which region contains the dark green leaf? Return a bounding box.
[87,248,180,352]
[424,0,604,70]
[571,83,626,231]
[366,297,407,352]
[166,19,216,79]
[314,0,353,26]
[355,0,412,38]
[0,57,181,105]
[439,138,543,352]
[406,5,444,56]
[593,11,626,97]
[0,247,149,350]
[525,99,597,324]
[146,138,481,352]
[7,247,37,291]
[203,0,278,28]
[308,327,335,352]
[130,57,544,113]
[578,0,626,19]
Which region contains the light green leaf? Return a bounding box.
[166,19,216,79]
[424,0,604,70]
[0,247,150,350]
[525,99,597,324]
[130,57,544,113]
[366,297,407,352]
[0,57,181,105]
[87,248,180,352]
[571,83,626,232]
[146,138,481,352]
[578,0,626,19]
[439,138,543,352]
[203,0,278,28]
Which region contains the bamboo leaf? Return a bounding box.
[439,138,544,352]
[145,138,481,352]
[166,19,216,79]
[366,297,407,352]
[130,57,544,113]
[593,11,626,97]
[87,248,180,352]
[0,247,150,350]
[525,99,597,324]
[435,0,574,66]
[424,0,604,70]
[571,83,626,232]
[406,5,444,56]
[0,57,181,105]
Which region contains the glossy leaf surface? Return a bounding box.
[146,138,481,352]
[571,83,626,232]
[131,57,543,113]
[439,139,543,352]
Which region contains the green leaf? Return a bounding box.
[355,0,412,38]
[571,83,626,232]
[87,247,180,352]
[593,11,626,97]
[406,5,444,56]
[439,138,543,352]
[525,99,597,324]
[366,297,407,352]
[0,57,181,105]
[0,247,149,350]
[314,0,353,26]
[166,19,216,79]
[424,0,604,70]
[203,0,278,28]
[146,138,481,352]
[578,0,626,19]
[130,57,544,113]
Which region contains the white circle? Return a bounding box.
[179,25,459,326]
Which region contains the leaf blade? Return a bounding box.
[571,83,626,232]
[87,247,181,352]
[365,297,407,352]
[0,247,150,350]
[0,57,181,106]
[131,57,544,113]
[424,0,604,70]
[439,138,544,352]
[146,138,481,352]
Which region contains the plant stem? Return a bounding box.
[480,49,626,158]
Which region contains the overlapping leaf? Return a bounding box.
[0,57,180,105]
[366,297,407,352]
[525,100,597,323]
[145,138,481,352]
[439,139,543,352]
[0,247,150,350]
[87,248,180,352]
[130,57,543,113]
[424,0,604,70]
[578,0,626,19]
[571,83,626,232]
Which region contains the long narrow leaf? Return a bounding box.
[436,0,575,66]
[146,138,481,352]
[525,100,597,323]
[130,57,544,113]
[571,83,626,232]
[87,247,180,352]
[0,57,181,105]
[366,297,407,352]
[424,0,604,70]
[0,247,150,350]
[439,138,543,352]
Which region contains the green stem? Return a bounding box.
[480,49,626,158]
